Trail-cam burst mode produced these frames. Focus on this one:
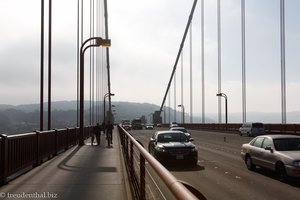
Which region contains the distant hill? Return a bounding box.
[0,101,78,112]
[0,101,168,134]
[0,101,299,134]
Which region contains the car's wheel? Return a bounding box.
[276,163,287,182]
[245,155,256,171]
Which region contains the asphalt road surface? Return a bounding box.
[129,128,300,200]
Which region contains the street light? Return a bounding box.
[216,93,228,124]
[103,92,115,124]
[178,104,185,124]
[79,37,111,146]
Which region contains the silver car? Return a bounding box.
[241,135,300,181]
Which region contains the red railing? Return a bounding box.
[0,126,91,185]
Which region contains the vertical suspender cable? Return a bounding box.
[81,0,83,123]
[241,0,246,123]
[40,0,44,131]
[89,0,95,125]
[48,0,52,130]
[76,0,80,126]
[96,0,99,123]
[77,0,83,126]
[89,0,92,126]
[95,0,97,123]
[92,0,95,125]
[168,91,171,124]
[181,51,184,123]
[217,0,222,123]
[280,0,286,124]
[201,0,205,123]
[190,23,193,123]
[96,0,100,123]
[174,73,176,122]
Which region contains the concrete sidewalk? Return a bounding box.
[0,129,130,200]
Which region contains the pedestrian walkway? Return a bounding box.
[0,128,131,200]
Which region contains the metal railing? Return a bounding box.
[118,125,206,200]
[0,126,91,185]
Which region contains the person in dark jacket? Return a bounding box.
[94,123,102,145]
[101,121,106,135]
[105,121,114,144]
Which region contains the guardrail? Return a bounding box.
[0,126,91,185]
[174,123,300,135]
[118,125,206,200]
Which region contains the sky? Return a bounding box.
[0,0,299,123]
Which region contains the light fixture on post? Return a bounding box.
[177,104,185,124]
[216,92,228,125]
[79,37,111,146]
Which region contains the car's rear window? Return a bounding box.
[274,138,300,151]
[172,128,187,133]
[252,123,264,128]
[158,133,188,143]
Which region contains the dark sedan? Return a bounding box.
[241,135,300,181]
[148,130,198,166]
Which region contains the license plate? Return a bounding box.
[176,155,184,159]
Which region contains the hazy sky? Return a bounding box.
[0,0,299,121]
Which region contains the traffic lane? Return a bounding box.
[177,130,300,199]
[190,129,253,148]
[129,129,300,200]
[173,144,300,200]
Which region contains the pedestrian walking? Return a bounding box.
[106,121,114,145]
[94,123,102,145]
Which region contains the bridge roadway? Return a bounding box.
[130,128,300,200]
[0,129,131,200]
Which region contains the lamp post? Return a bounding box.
[178,104,185,124]
[79,37,111,146]
[216,93,228,124]
[103,92,115,124]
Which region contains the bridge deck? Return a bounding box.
[0,129,130,200]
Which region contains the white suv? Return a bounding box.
[239,122,265,137]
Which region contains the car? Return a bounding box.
[131,118,143,130]
[170,122,179,128]
[241,135,300,181]
[148,130,198,166]
[145,124,154,129]
[170,127,191,139]
[122,122,132,130]
[239,122,265,137]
